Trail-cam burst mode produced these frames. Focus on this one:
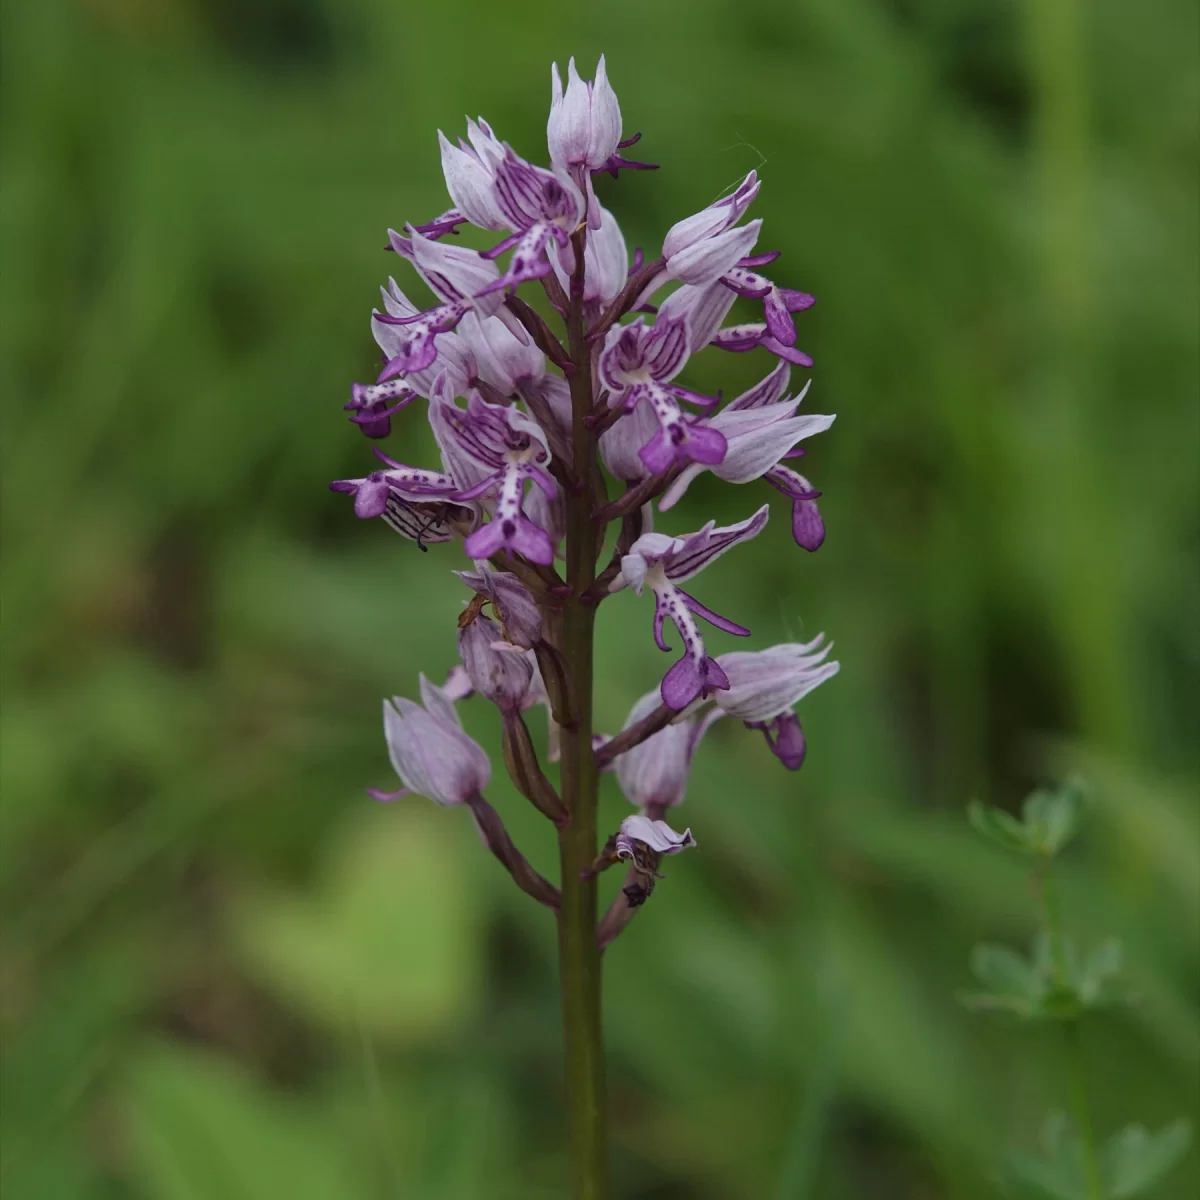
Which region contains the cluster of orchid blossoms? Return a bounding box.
[331,57,839,946]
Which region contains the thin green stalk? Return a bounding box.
[555,226,610,1199]
[1064,1021,1104,1200]
[1040,864,1104,1200]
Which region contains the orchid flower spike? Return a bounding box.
[332,56,839,959]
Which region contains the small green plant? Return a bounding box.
[963,780,1192,1200]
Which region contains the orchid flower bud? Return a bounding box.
[457,613,535,712]
[548,55,622,174]
[378,675,491,806]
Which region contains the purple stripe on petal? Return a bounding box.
[676,588,752,636]
[727,360,791,411]
[645,314,690,381]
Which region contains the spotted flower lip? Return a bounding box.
[376,675,491,805]
[712,321,814,368]
[616,814,696,856]
[614,506,770,708]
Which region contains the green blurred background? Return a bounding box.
[2,0,1197,1196]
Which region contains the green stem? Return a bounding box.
[555,227,610,1199]
[1040,864,1103,1200]
[1064,1021,1104,1200]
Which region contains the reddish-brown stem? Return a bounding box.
[588,256,667,343]
[594,703,677,770]
[504,294,574,372]
[502,711,568,824]
[467,794,561,910]
[596,877,641,951]
[556,226,610,1200]
[594,465,681,523]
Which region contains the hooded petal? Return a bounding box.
[438,130,506,231]
[625,505,770,584]
[383,689,490,805]
[396,228,504,311]
[661,171,760,258]
[713,637,840,721]
[667,219,763,287]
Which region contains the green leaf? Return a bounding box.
[967,800,1035,854]
[1004,1112,1089,1200]
[231,805,482,1043]
[1078,938,1125,1008]
[1023,779,1088,856]
[1103,1119,1193,1198]
[960,943,1046,1018]
[121,1041,370,1200]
